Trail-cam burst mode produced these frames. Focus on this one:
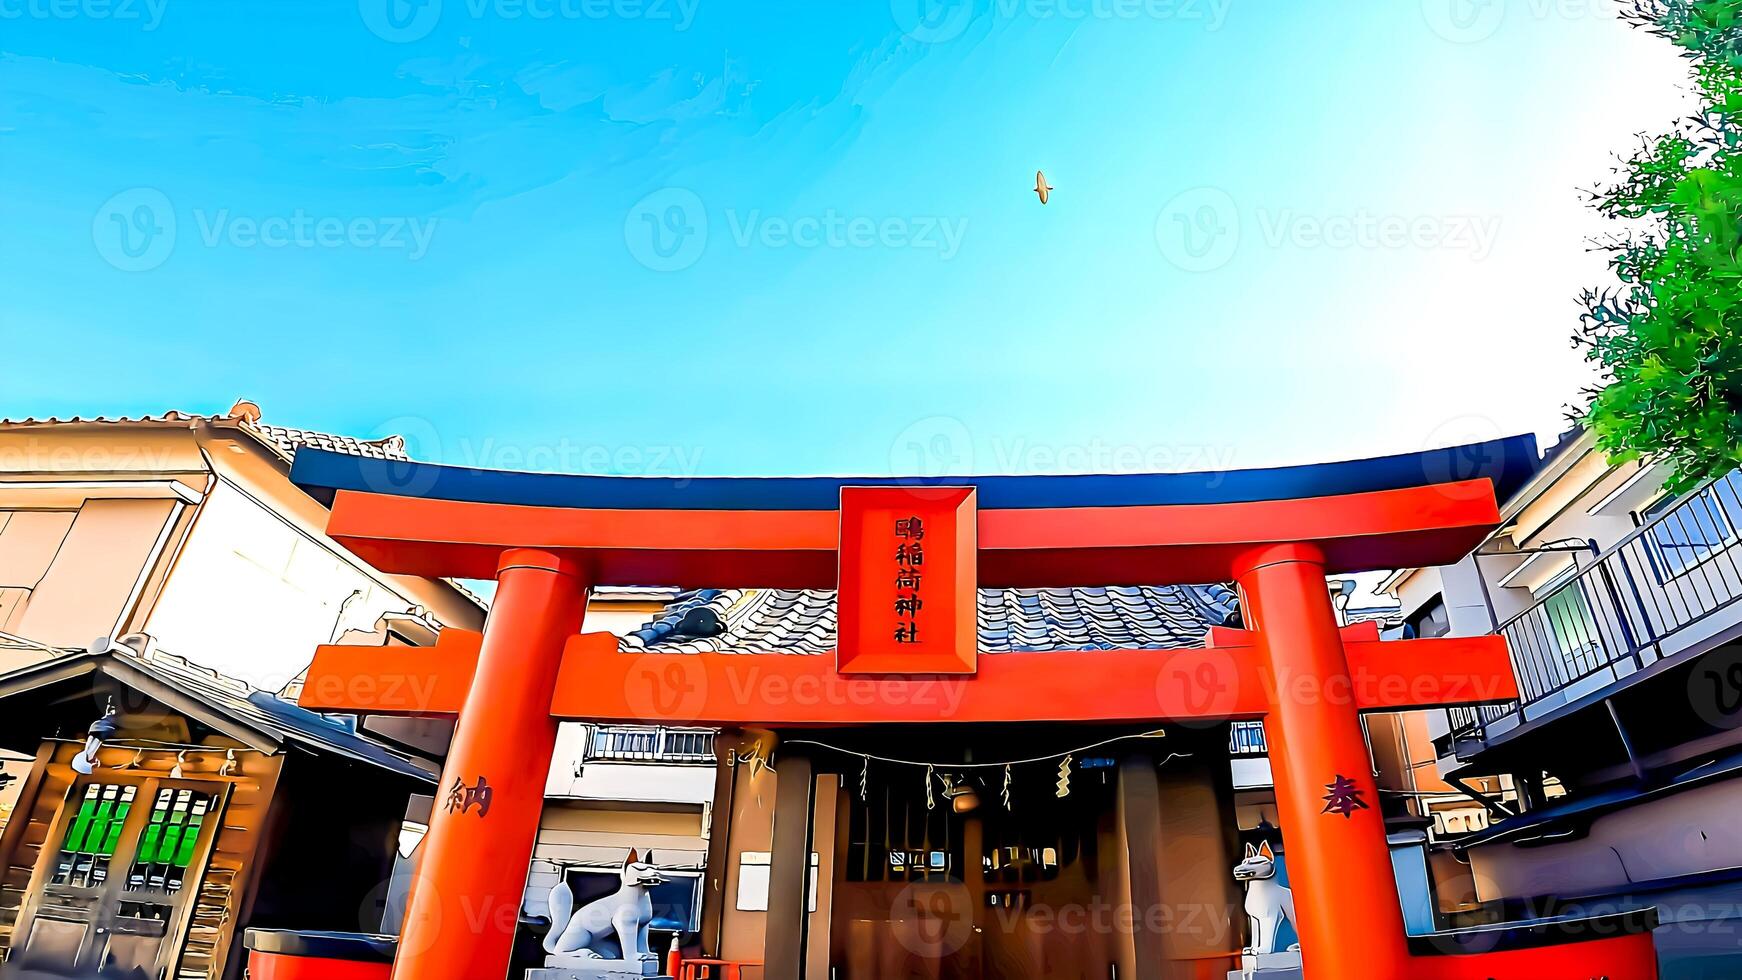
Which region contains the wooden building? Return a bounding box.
[0,642,438,979]
[614,586,1250,980]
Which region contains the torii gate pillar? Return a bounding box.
[392,549,588,980]
[1236,543,1412,976]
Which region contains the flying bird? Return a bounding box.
[1034,170,1052,205]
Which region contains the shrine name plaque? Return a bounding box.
[836,486,978,674]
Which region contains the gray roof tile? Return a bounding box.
[618,585,1240,655]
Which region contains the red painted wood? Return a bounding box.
[298,631,1516,722]
[552,631,1261,726]
[320,480,1500,586]
[1419,929,1659,979]
[299,628,482,715]
[247,951,392,980]
[1235,544,1413,977]
[390,550,588,980]
[836,487,977,674]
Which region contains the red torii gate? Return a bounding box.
[290,438,1659,980]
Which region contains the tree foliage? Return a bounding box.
[1579,0,1742,492]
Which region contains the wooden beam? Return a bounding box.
[552,633,1270,726]
[1205,626,1520,708]
[765,747,815,980]
[317,478,1502,585]
[1120,755,1166,980]
[699,730,744,958]
[297,629,481,716]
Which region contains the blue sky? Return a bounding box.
[0,0,1693,478]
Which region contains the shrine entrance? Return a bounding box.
[806,725,1238,980]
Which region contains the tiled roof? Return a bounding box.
[0,641,438,782]
[251,423,410,462]
[618,585,1241,655]
[0,404,410,464]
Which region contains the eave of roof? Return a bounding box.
[0,649,437,783]
[291,436,1542,512]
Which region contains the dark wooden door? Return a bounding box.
[12,776,227,979]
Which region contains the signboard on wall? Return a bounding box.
[836,486,977,674]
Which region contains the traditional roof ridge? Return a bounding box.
[0,399,413,465]
[617,584,1243,655]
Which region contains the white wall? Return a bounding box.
[1469,779,1742,900]
[145,481,413,691]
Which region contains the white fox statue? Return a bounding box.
[1232,841,1300,958]
[545,849,667,965]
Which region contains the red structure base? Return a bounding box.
[1412,911,1660,979]
[248,950,394,980]
[243,929,396,980]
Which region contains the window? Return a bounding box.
[734,852,818,912]
[126,787,215,894]
[1406,597,1450,640]
[1229,720,1268,756]
[1537,572,1600,674]
[51,784,137,889]
[1643,476,1742,578]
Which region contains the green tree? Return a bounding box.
[1579,0,1742,492]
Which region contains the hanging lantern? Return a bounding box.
[71,709,120,776]
[942,774,980,813]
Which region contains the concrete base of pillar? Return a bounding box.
[1226,949,1302,979]
[528,956,668,980]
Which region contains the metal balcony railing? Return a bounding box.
[1450,471,1742,744]
[586,725,717,764]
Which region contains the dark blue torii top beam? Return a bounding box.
[291,435,1541,512]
